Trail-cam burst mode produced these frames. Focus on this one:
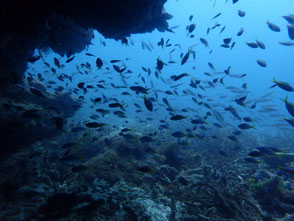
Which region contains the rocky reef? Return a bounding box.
[0,83,82,156]
[1,130,294,220]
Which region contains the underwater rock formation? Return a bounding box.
[0,84,82,156]
[0,0,170,91]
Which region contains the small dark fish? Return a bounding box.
[44,61,50,68]
[233,0,240,4]
[181,49,191,65]
[237,27,244,36]
[172,131,185,138]
[122,92,131,96]
[170,115,186,121]
[287,24,294,40]
[211,12,221,20]
[85,53,95,56]
[235,95,247,107]
[283,14,294,25]
[279,41,294,46]
[113,65,126,74]
[121,128,131,132]
[200,38,209,47]
[191,119,207,124]
[54,57,61,68]
[114,111,126,118]
[157,37,164,48]
[97,84,105,89]
[243,117,253,122]
[130,86,149,94]
[162,98,171,107]
[95,109,109,117]
[93,97,102,104]
[246,42,258,48]
[208,81,215,88]
[238,9,246,17]
[220,77,225,85]
[224,105,241,120]
[165,90,173,95]
[144,97,153,112]
[78,82,85,89]
[281,96,294,117]
[256,59,267,67]
[189,15,193,22]
[109,102,125,111]
[66,56,75,63]
[248,150,264,157]
[251,103,257,109]
[157,58,164,70]
[256,40,266,49]
[238,123,254,130]
[96,58,103,69]
[188,24,196,33]
[219,26,226,35]
[111,60,121,63]
[256,147,276,156]
[141,76,146,84]
[267,21,281,32]
[85,122,106,128]
[173,73,189,81]
[208,62,215,71]
[223,38,232,44]
[51,67,56,74]
[272,78,294,92]
[220,44,230,48]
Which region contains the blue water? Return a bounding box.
[26,0,294,139]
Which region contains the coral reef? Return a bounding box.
[1,131,293,220]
